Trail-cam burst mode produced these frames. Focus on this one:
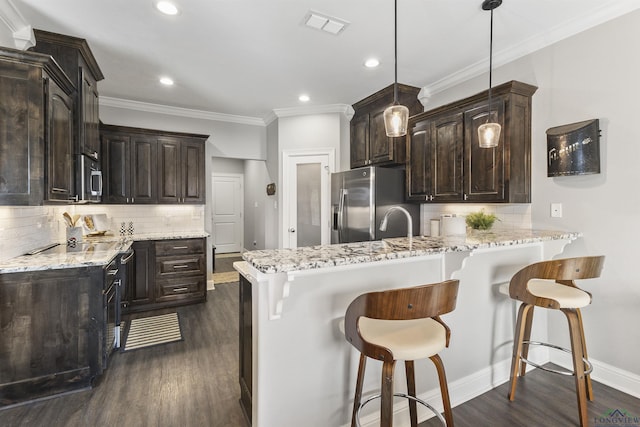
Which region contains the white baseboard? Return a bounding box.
[207,279,215,291]
[550,352,640,399]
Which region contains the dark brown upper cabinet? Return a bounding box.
[158,137,206,204]
[101,127,158,204]
[350,84,423,169]
[31,29,104,162]
[407,111,464,202]
[101,124,208,205]
[45,77,74,202]
[0,47,75,206]
[406,80,537,203]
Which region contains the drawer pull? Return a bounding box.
[173,264,190,269]
[172,246,189,250]
[173,287,189,292]
[106,268,118,276]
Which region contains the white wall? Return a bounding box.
[243,160,275,251]
[274,113,344,247]
[0,26,13,47]
[424,10,640,377]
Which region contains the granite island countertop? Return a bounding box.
[242,229,581,274]
[0,231,209,274]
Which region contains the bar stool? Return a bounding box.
[506,256,605,427]
[344,279,459,427]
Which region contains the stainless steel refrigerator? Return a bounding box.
[331,166,419,244]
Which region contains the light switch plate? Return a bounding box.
[551,203,563,218]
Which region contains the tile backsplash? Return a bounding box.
[420,204,531,236]
[0,205,205,261]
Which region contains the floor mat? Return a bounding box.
[213,252,242,284]
[122,312,183,352]
[213,270,240,284]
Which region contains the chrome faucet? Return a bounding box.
[379,206,413,247]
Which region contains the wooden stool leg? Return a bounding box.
[519,306,535,377]
[405,360,418,427]
[381,360,396,427]
[576,308,594,401]
[564,309,589,427]
[351,354,367,427]
[430,354,454,427]
[509,303,532,401]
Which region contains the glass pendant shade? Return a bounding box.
[478,122,501,148]
[384,103,409,137]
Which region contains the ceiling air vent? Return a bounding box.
[303,11,349,35]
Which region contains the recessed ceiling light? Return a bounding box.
[160,76,174,86]
[156,1,179,15]
[299,94,310,102]
[364,58,380,68]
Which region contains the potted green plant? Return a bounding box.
[465,210,499,231]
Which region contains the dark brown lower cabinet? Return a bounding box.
[122,238,207,314]
[239,273,252,424]
[0,266,104,406]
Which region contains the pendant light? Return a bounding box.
[478,0,502,148]
[383,0,409,137]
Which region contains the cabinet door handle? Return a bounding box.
[173,265,190,269]
[464,193,468,201]
[173,246,189,250]
[173,287,188,292]
[106,268,118,276]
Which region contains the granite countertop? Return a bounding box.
[0,231,209,274]
[242,229,581,274]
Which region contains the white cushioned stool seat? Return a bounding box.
[527,279,591,308]
[359,317,446,361]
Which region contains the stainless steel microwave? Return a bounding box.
[76,154,102,203]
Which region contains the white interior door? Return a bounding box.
[282,150,334,248]
[212,173,243,253]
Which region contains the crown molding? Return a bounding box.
[0,0,34,50]
[99,96,266,126]
[266,104,355,125]
[421,1,640,103]
[100,96,355,127]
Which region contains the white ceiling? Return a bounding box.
[12,0,640,124]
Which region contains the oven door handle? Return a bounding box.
[120,251,134,264]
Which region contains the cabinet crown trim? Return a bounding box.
[33,29,104,81]
[409,80,538,124]
[100,123,209,141]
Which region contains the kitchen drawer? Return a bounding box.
[156,277,205,302]
[155,238,204,257]
[156,254,205,277]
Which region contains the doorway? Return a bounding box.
[282,149,335,248]
[211,173,244,254]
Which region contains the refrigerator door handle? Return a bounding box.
[338,189,347,243]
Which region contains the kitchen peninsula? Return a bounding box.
[235,229,580,427]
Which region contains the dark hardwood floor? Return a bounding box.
[1,281,638,427]
[418,365,640,426]
[0,283,246,427]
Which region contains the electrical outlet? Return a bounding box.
[551,203,562,218]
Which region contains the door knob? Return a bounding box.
[289,228,296,233]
